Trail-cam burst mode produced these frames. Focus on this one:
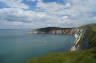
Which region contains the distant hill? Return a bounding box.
[31,27,75,34]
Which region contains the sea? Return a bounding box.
[0,29,75,63]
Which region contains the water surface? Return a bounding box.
[0,29,75,63]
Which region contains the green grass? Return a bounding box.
[27,24,96,63]
[27,48,96,63]
[88,24,96,47]
[76,24,96,48]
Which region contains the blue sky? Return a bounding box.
[0,0,96,29]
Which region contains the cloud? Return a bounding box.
[0,8,71,28]
[0,0,96,28]
[36,1,71,15]
[0,0,29,9]
[36,0,96,18]
[27,0,37,2]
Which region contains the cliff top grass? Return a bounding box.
[27,48,96,63]
[86,24,96,32]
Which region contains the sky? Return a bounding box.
[0,0,96,29]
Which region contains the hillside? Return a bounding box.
[77,24,96,48]
[27,48,96,63]
[27,24,96,63]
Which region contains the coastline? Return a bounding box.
[27,24,96,63]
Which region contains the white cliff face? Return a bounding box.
[31,28,75,34]
[71,29,84,51]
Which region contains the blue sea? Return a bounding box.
[0,29,75,63]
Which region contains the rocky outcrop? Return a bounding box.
[71,29,85,51]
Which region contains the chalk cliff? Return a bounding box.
[71,24,96,51]
[31,27,75,35]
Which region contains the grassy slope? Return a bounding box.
[87,24,96,48]
[75,24,96,48]
[27,48,96,63]
[27,24,96,63]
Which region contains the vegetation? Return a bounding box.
[87,24,96,48]
[79,24,96,48]
[27,24,96,63]
[27,48,96,63]
[36,27,72,32]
